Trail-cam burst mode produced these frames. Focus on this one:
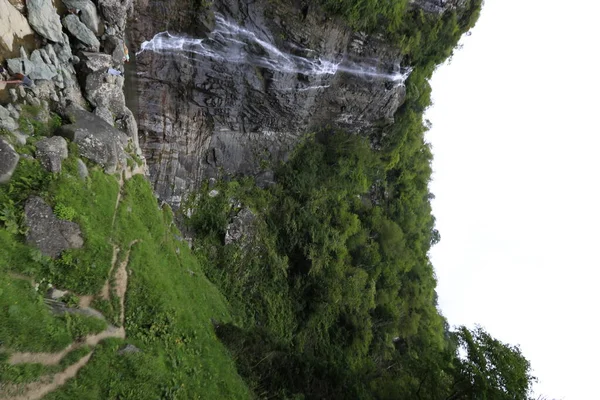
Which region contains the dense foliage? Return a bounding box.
[185,0,535,398]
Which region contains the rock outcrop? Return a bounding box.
[24,196,84,258]
[130,0,408,206]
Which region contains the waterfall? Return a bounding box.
[138,13,412,84]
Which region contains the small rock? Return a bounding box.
[117,344,141,355]
[9,89,18,102]
[48,288,68,300]
[76,158,88,179]
[0,105,19,131]
[62,14,100,50]
[0,138,20,184]
[24,196,84,258]
[27,0,64,43]
[208,189,219,197]
[35,136,69,173]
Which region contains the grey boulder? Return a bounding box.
[62,14,100,50]
[57,106,128,173]
[24,196,84,258]
[35,136,69,173]
[97,0,132,31]
[0,105,19,131]
[0,138,19,184]
[27,0,64,43]
[62,0,100,34]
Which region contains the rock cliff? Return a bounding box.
[130,0,410,206]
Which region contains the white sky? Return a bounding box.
[426,1,600,399]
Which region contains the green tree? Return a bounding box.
[448,326,537,400]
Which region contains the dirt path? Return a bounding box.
[114,240,138,325]
[1,352,94,400]
[99,245,121,301]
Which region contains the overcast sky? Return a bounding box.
[426,0,600,399]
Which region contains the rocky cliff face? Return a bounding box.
[130,0,409,206]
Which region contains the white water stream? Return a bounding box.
[138,13,411,84]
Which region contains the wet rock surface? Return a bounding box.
[130,0,408,206]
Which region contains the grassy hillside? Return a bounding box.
[0,132,251,399]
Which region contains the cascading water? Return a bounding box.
[137,13,412,86]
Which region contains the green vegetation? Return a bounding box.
[0,1,534,399]
[0,135,250,398]
[178,1,535,399]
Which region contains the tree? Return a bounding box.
[447,326,537,400]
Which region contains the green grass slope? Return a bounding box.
[0,144,250,399]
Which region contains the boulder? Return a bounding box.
[0,138,19,184]
[27,0,64,43]
[29,49,58,80]
[103,35,126,64]
[93,106,114,125]
[0,105,19,131]
[35,136,69,173]
[57,106,128,173]
[83,70,126,117]
[7,50,58,81]
[24,196,84,258]
[97,0,132,31]
[0,0,34,53]
[62,0,100,34]
[78,51,112,73]
[62,14,100,50]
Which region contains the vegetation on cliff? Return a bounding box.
[183,0,535,399]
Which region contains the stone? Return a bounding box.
[97,0,133,31]
[115,107,140,154]
[48,288,68,300]
[27,0,64,43]
[0,138,19,184]
[0,105,19,131]
[83,70,126,118]
[117,344,141,355]
[224,208,256,246]
[79,52,112,73]
[0,0,34,53]
[62,0,100,34]
[208,189,219,198]
[62,14,101,50]
[24,196,84,258]
[93,106,114,125]
[29,49,58,80]
[103,35,126,64]
[35,136,69,173]
[57,106,128,173]
[76,158,88,179]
